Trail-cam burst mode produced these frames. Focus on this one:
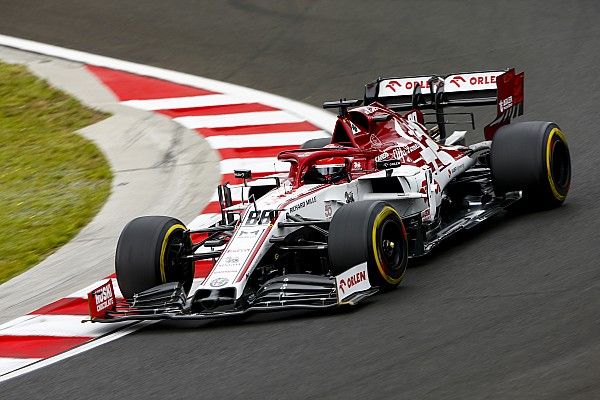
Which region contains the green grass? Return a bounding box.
[0,61,111,284]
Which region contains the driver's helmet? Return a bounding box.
[315,157,346,175]
[314,157,349,183]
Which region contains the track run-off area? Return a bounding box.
[0,37,333,379]
[1,1,600,398]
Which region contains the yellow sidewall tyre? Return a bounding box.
[329,201,408,290]
[115,216,194,299]
[490,121,571,209]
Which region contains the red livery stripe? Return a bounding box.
[29,297,90,316]
[86,65,215,101]
[0,336,93,359]
[156,103,277,118]
[194,260,215,278]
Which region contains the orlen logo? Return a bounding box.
[338,270,367,294]
[470,75,497,85]
[449,75,466,88]
[385,80,402,92]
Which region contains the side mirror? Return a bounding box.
[375,160,402,170]
[234,169,252,180]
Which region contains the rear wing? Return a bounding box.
[364,69,524,140]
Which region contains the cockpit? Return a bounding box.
[302,156,351,185]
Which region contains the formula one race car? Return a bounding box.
[88,68,571,322]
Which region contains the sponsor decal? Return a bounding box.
[499,95,513,113]
[391,143,420,160]
[88,280,116,319]
[213,270,239,274]
[344,191,355,204]
[470,74,496,85]
[445,72,501,93]
[338,271,366,295]
[402,79,431,91]
[238,229,261,238]
[375,159,402,169]
[369,133,386,148]
[245,210,276,225]
[227,248,252,253]
[421,208,431,220]
[448,74,497,88]
[380,78,425,96]
[222,256,240,265]
[381,72,502,97]
[385,80,402,92]
[449,75,466,88]
[210,278,229,287]
[363,106,378,114]
[375,152,390,162]
[449,163,465,177]
[335,262,371,302]
[349,121,360,134]
[405,109,420,123]
[289,196,316,213]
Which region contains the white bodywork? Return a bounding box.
[193,118,480,301]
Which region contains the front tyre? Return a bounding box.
[115,216,194,299]
[490,121,571,209]
[328,201,408,290]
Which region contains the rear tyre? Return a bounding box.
[490,121,571,209]
[328,201,408,290]
[300,137,331,149]
[115,216,194,299]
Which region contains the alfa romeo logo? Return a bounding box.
[210,278,229,287]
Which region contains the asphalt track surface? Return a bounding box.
[1,1,599,398]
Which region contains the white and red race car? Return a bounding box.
[88,68,571,322]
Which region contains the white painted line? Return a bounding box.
[0,34,336,132]
[205,130,329,149]
[121,94,247,111]
[0,321,150,382]
[175,110,303,129]
[219,158,290,174]
[0,314,36,331]
[0,315,131,337]
[0,358,42,376]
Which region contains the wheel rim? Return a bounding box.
[378,219,403,272]
[551,139,570,190]
[163,231,193,291]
